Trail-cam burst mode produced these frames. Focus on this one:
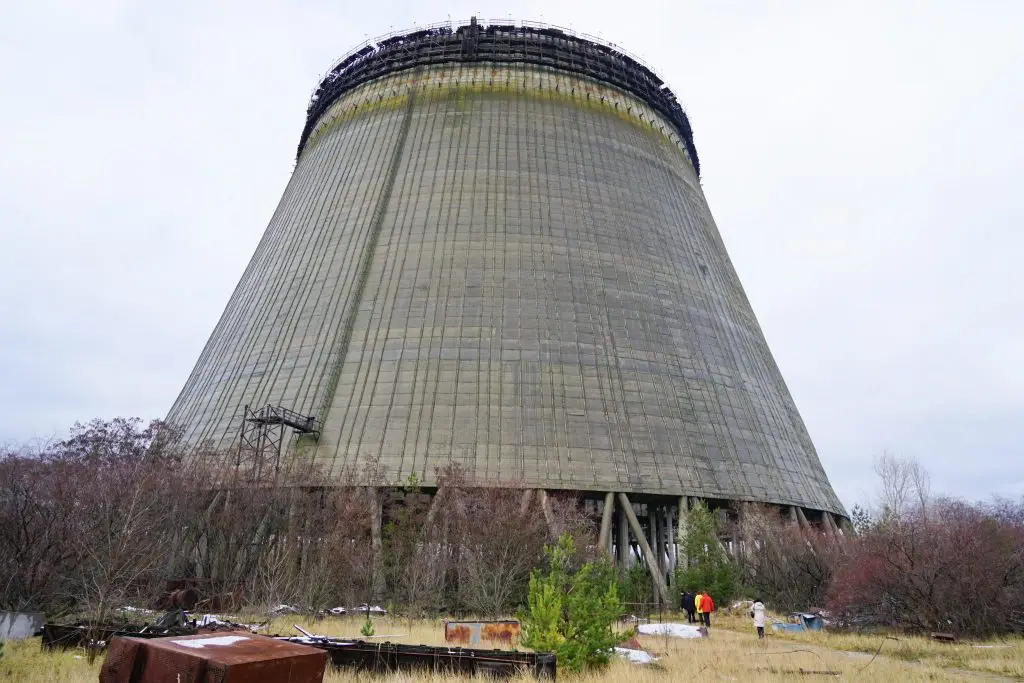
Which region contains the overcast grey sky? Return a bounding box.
[1,1,1020,508]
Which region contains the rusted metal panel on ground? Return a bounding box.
[278,636,555,679]
[100,632,326,683]
[444,619,521,646]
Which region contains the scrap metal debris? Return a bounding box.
[279,628,555,679]
[444,619,520,646]
[772,613,825,633]
[40,609,259,652]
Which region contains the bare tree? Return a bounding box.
[735,505,840,612]
[0,452,77,614]
[873,452,930,523]
[829,496,1024,636]
[45,419,187,660]
[293,470,378,615]
[448,486,549,617]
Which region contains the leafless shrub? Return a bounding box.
[295,481,377,615]
[1,416,606,623]
[735,505,841,613]
[421,468,596,617]
[828,497,1024,636]
[0,451,77,614]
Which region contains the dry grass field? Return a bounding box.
[712,610,1024,681]
[2,612,1021,682]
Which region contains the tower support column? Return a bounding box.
[618,493,670,604]
[617,504,631,569]
[598,492,615,558]
[677,496,690,570]
[648,503,661,606]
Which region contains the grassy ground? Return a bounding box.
[2,612,1021,681]
[712,609,1024,680]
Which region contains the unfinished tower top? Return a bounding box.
[298,18,700,176]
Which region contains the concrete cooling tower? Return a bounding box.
[167,19,846,538]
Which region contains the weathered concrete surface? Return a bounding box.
[0,611,43,641]
[167,56,845,517]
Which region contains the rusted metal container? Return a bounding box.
[100,632,326,683]
[444,619,521,646]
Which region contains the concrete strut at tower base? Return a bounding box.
[165,17,847,521]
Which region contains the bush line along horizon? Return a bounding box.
[2,417,1022,652]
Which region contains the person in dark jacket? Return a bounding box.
[681,591,696,624]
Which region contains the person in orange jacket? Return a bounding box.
[700,591,714,627]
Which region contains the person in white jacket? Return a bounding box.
[750,599,767,639]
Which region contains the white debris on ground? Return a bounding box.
[637,623,706,639]
[357,604,387,615]
[613,647,659,664]
[269,604,300,616]
[117,606,157,616]
[190,613,262,631]
[283,635,324,645]
[326,607,346,615]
